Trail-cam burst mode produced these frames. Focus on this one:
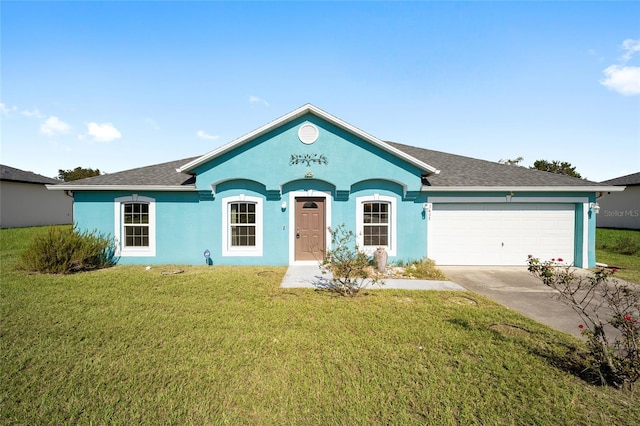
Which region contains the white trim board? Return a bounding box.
[48,185,196,192]
[424,186,623,193]
[428,196,589,203]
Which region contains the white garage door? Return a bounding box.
[429,204,575,266]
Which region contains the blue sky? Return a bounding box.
[1,1,638,182]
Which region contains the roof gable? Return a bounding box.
[188,113,432,195]
[177,104,439,175]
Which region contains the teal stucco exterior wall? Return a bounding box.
[71,112,598,268]
[73,113,430,266]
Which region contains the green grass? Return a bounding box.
[596,228,640,284]
[2,227,639,424]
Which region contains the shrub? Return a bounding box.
[19,226,118,274]
[318,224,382,297]
[404,258,446,280]
[527,256,639,390]
[597,231,640,256]
[608,235,640,256]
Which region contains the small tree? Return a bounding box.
[58,167,102,182]
[530,160,582,178]
[318,224,382,297]
[527,256,639,389]
[498,156,524,166]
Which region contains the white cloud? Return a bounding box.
[249,96,269,106]
[601,65,640,96]
[621,38,640,62]
[40,116,71,136]
[196,130,219,141]
[21,108,44,118]
[600,39,640,96]
[2,102,45,118]
[0,102,17,115]
[86,122,122,142]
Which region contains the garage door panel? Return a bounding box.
[430,204,574,266]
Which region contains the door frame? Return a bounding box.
[288,190,332,265]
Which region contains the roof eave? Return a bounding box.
[46,184,197,192]
[421,185,626,192]
[2,179,59,185]
[177,104,440,175]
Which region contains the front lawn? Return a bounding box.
[596,228,640,284]
[1,227,639,424]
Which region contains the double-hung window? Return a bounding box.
[222,195,263,256]
[363,202,389,246]
[123,202,150,247]
[229,202,256,247]
[356,195,397,256]
[114,195,156,257]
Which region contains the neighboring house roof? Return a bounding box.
[1,164,59,185]
[601,172,640,186]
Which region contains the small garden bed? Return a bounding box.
[364,258,448,280]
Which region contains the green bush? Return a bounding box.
[597,230,640,256]
[607,235,640,256]
[319,224,383,297]
[404,258,447,280]
[19,226,117,274]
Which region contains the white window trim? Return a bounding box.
[222,195,263,257]
[356,195,397,256]
[114,195,156,257]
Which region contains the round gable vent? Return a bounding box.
[298,123,319,144]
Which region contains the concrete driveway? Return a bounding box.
[439,266,585,338]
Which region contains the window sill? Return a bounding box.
[222,247,263,257]
[119,247,156,257]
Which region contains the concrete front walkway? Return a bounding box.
[281,264,465,291]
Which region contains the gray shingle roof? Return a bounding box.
[387,142,607,187]
[50,157,198,187]
[50,143,610,190]
[601,172,640,186]
[1,164,60,184]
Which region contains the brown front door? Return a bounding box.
[295,197,326,261]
